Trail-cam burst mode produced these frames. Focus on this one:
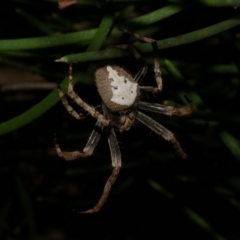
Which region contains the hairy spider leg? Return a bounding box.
[113,44,148,83]
[81,127,121,213]
[57,86,82,120]
[138,101,193,117]
[55,120,104,160]
[136,111,188,159]
[63,64,109,126]
[120,29,163,92]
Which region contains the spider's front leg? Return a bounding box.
[55,120,104,161]
[56,86,82,120]
[81,127,121,214]
[138,40,162,93]
[119,29,163,93]
[61,64,110,126]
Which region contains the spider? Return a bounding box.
[55,29,193,214]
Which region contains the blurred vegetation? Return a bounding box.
[0,1,240,240]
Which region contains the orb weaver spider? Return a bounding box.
[55,29,192,213]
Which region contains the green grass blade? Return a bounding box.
[0,4,186,51]
[59,14,240,62]
[87,5,114,51]
[219,131,240,160]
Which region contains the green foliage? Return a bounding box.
[0,1,240,240]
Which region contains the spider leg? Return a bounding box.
[55,120,104,161]
[57,86,82,119]
[138,101,193,117]
[136,111,187,159]
[65,64,109,126]
[134,67,147,83]
[81,127,121,213]
[139,41,162,93]
[112,44,148,83]
[120,29,162,92]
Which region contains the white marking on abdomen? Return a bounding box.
[107,66,137,106]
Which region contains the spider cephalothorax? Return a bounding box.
[55,29,193,214]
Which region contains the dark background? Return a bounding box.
[0,1,240,240]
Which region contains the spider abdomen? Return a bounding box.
[95,65,139,112]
